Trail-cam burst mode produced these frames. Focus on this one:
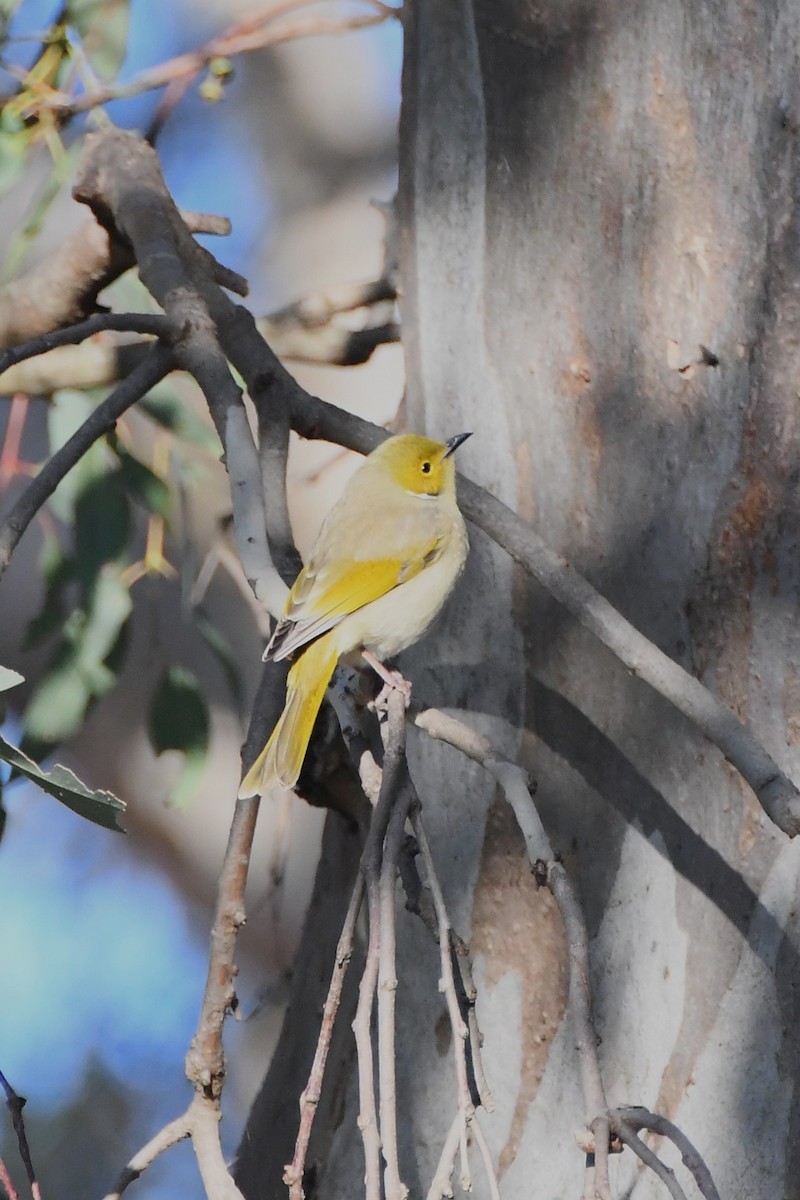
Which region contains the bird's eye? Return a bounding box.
[421,461,431,474]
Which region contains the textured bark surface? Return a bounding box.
[241,2,800,1197]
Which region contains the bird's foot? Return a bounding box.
[362,650,412,711]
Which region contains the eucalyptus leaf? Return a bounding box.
[0,735,125,831]
[23,569,132,745]
[23,656,91,745]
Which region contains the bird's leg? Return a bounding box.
[362,649,413,710]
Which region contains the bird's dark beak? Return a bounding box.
[443,431,473,459]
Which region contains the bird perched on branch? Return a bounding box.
[238,431,472,797]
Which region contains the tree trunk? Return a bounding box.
[240,1,800,1195]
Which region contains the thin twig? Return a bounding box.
[611,1121,687,1200]
[353,879,382,1200]
[353,691,410,1200]
[611,1107,721,1200]
[103,1110,192,1200]
[284,873,366,1200]
[0,1155,19,1200]
[0,341,174,579]
[0,312,172,374]
[0,1070,40,1200]
[377,749,413,1200]
[426,1112,462,1200]
[38,0,397,119]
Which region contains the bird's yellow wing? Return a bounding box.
[266,540,443,662]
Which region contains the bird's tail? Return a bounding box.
[238,635,339,797]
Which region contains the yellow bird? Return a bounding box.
[238,432,472,797]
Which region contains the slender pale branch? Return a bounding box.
[377,746,413,1200]
[103,1111,192,1200]
[284,873,366,1200]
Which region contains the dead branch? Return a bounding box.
[0,341,174,579]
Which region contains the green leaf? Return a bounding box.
[23,568,132,745]
[0,735,125,831]
[0,666,24,692]
[74,568,132,690]
[66,0,130,81]
[148,666,210,808]
[116,448,171,518]
[139,386,222,456]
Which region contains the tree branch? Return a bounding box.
[0,210,233,352]
[73,128,290,618]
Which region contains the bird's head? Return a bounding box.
[373,432,472,498]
